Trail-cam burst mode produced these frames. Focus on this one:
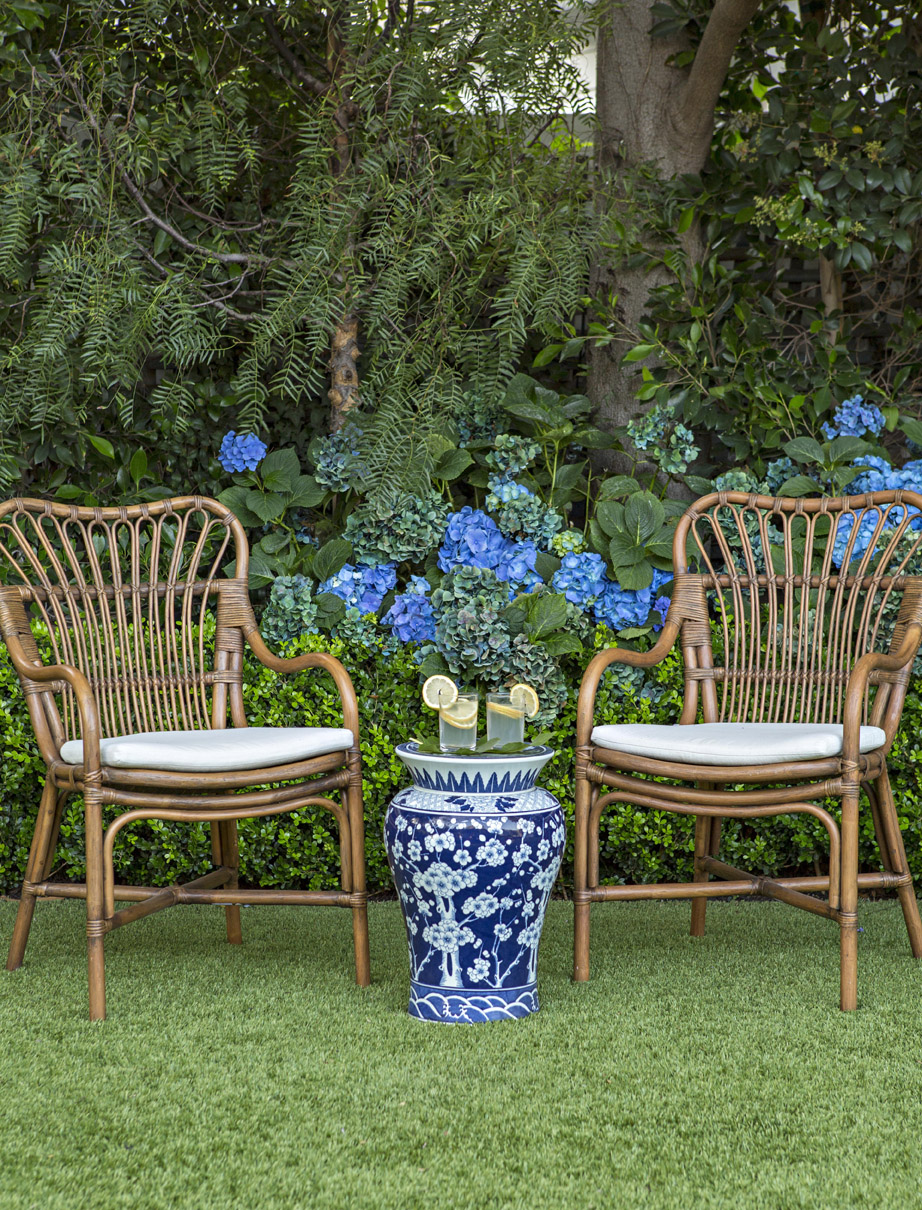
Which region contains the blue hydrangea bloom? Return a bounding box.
[438,508,509,574]
[652,595,671,631]
[317,562,397,614]
[844,456,922,499]
[436,507,541,587]
[821,395,885,440]
[219,431,267,473]
[382,576,436,644]
[844,455,892,495]
[550,552,608,608]
[494,539,539,585]
[832,512,883,567]
[593,568,672,631]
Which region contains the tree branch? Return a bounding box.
[50,51,272,268]
[677,0,763,139]
[264,15,329,95]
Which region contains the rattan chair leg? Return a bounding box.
[85,790,107,1021]
[346,776,370,986]
[42,791,67,881]
[573,773,593,982]
[218,821,243,945]
[839,788,860,1011]
[874,765,922,959]
[690,814,713,937]
[6,779,59,971]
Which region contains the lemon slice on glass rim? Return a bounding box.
[422,674,458,710]
[509,683,540,718]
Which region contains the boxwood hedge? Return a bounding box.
[1,630,921,895]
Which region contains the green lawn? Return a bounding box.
[2,897,922,1210]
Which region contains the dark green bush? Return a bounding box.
[2,629,922,895]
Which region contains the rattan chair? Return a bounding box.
[1,496,370,1019]
[575,490,922,1010]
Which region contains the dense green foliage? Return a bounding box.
[549,2,922,477]
[4,626,922,895]
[0,1,590,497]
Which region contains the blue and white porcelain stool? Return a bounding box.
[384,742,564,1023]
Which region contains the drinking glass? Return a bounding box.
[439,692,479,751]
[486,691,525,745]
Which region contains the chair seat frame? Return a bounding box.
[1,496,370,1019]
[574,490,922,1010]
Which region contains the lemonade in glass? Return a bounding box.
[486,692,525,744]
[439,692,479,751]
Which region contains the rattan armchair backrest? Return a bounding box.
[0,497,252,759]
[670,490,922,738]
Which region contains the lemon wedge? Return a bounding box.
[509,683,540,718]
[422,675,458,710]
[440,699,478,726]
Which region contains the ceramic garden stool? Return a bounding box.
[384,743,564,1024]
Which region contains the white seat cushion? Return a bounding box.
[60,727,354,773]
[590,722,886,767]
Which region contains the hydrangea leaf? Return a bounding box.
[418,650,451,679]
[595,501,625,538]
[684,475,715,497]
[256,530,290,556]
[598,475,641,500]
[623,492,665,543]
[525,592,569,639]
[609,533,648,567]
[778,474,824,496]
[612,560,655,591]
[538,631,583,656]
[312,538,353,584]
[826,436,871,464]
[288,475,325,509]
[313,592,347,623]
[217,485,262,528]
[247,548,277,589]
[534,552,561,580]
[784,436,825,464]
[260,448,301,492]
[434,448,473,481]
[242,490,284,524]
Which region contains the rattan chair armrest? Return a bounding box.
[243,625,360,739]
[4,633,103,771]
[576,620,681,747]
[842,622,922,762]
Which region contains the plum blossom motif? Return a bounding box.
[476,838,507,865]
[462,893,501,919]
[466,957,491,982]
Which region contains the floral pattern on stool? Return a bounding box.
[385,743,564,1024]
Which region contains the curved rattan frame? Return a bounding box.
[575,489,922,1010]
[1,496,369,1019]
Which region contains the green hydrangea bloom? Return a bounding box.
[343,491,450,566]
[260,576,319,645]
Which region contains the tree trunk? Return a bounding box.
[589,0,763,468]
[326,6,362,432]
[329,313,360,429]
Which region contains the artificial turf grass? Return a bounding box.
[2,900,922,1210]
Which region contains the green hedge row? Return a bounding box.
[2,631,922,895]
